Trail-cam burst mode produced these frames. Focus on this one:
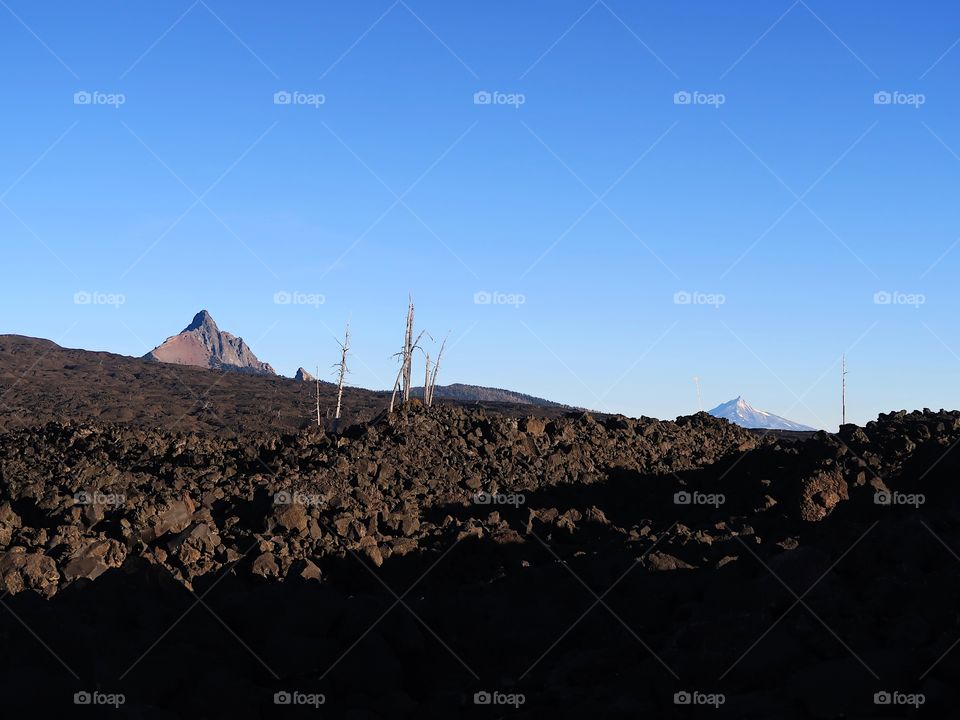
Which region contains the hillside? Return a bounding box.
[412,382,569,408]
[0,335,573,435]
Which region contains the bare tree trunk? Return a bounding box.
[315,364,321,427]
[841,353,847,425]
[334,323,350,420]
[427,333,448,407]
[390,296,429,412]
[423,352,431,404]
[389,369,402,413]
[402,297,414,403]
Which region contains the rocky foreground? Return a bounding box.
[0,405,958,717]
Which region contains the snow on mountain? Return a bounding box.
[707,396,816,431]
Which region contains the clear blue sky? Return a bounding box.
[2,1,959,429]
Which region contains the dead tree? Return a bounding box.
[423,352,431,404]
[403,296,414,403]
[389,297,429,412]
[390,298,414,412]
[315,364,321,427]
[841,353,847,425]
[333,322,350,420]
[425,333,448,407]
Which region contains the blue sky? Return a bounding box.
[2,1,960,429]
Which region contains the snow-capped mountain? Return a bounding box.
[707,396,816,431]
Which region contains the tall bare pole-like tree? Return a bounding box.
[334,322,350,420]
[423,352,431,404]
[426,333,448,407]
[389,297,429,412]
[315,364,321,427]
[403,296,415,403]
[390,298,414,412]
[841,353,847,426]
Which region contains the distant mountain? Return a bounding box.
[294,367,315,382]
[708,396,816,431]
[414,383,568,408]
[144,310,275,376]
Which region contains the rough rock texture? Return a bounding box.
[144,310,276,376]
[0,406,958,717]
[294,367,315,382]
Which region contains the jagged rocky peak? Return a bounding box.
[295,367,316,382]
[144,310,275,376]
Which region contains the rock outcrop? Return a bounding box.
[294,367,315,382]
[144,310,275,375]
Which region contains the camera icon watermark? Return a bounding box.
[273,90,326,108]
[75,490,126,507]
[874,490,925,508]
[874,690,924,708]
[274,490,322,507]
[674,690,725,708]
[74,290,126,308]
[473,290,526,307]
[273,690,325,707]
[74,90,126,108]
[674,290,725,308]
[873,290,925,308]
[473,690,525,708]
[673,90,725,108]
[274,290,325,307]
[474,491,526,508]
[873,90,925,108]
[473,90,526,108]
[74,691,125,708]
[674,490,725,508]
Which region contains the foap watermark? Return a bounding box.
[274,490,322,507]
[274,691,325,708]
[74,90,126,108]
[75,490,126,507]
[674,490,725,508]
[274,290,325,308]
[874,691,924,709]
[873,290,925,308]
[874,490,925,508]
[74,691,125,708]
[674,90,725,108]
[474,290,525,308]
[874,90,925,108]
[74,291,125,308]
[274,90,326,108]
[674,290,725,308]
[474,90,525,108]
[474,491,525,508]
[474,690,525,708]
[674,691,725,709]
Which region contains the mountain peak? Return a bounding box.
[294,367,315,382]
[708,397,815,431]
[185,309,217,333]
[144,311,275,376]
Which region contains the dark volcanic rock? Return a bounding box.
[294,367,316,382]
[0,405,959,717]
